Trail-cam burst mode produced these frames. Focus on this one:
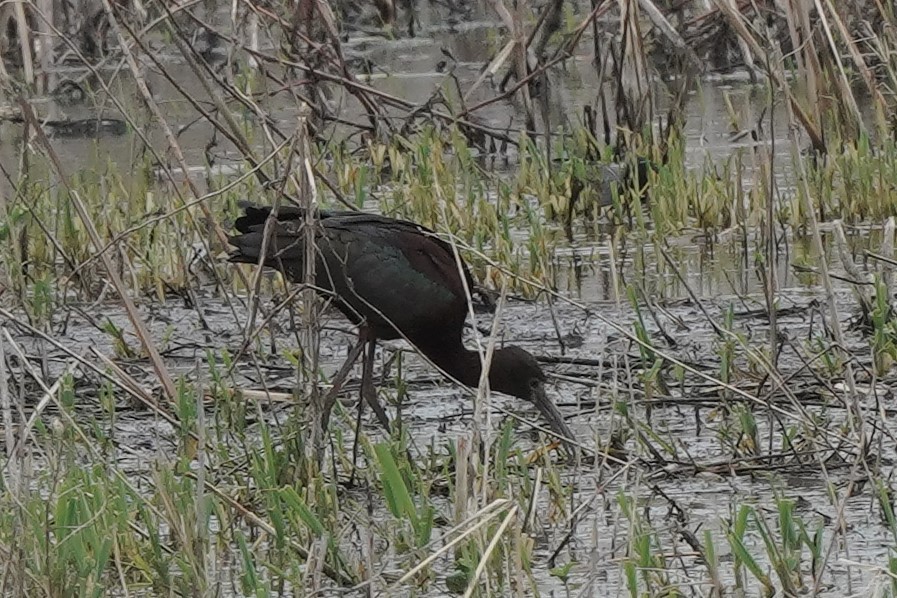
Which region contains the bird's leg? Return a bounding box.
[361,339,393,432]
[319,336,366,437]
[348,378,367,484]
[349,339,394,485]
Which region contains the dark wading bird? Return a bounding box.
[227,201,576,449]
[558,156,656,240]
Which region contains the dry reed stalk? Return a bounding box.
[780,0,877,139]
[761,92,779,369]
[880,218,895,293]
[295,104,325,465]
[0,329,13,483]
[473,281,508,510]
[490,0,536,131]
[618,0,652,135]
[637,0,703,71]
[493,0,561,96]
[464,40,515,103]
[712,0,825,152]
[812,0,865,139]
[454,436,473,537]
[12,2,33,85]
[0,327,26,596]
[193,359,207,579]
[778,0,810,80]
[821,0,890,129]
[35,0,52,96]
[833,220,873,315]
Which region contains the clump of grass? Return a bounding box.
[870,276,897,375]
[374,441,435,550]
[617,490,679,597]
[727,504,776,596]
[806,136,897,224]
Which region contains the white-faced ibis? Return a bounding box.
[548,157,657,241]
[560,156,656,238]
[576,157,654,209]
[227,201,575,447]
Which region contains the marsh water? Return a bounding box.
[1,3,894,596]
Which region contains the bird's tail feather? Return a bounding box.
[227,226,305,268]
[233,201,311,234]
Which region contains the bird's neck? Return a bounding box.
[418,343,512,395]
[420,343,485,389]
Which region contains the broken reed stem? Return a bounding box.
[12,2,34,86]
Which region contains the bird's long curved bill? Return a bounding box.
[532,383,576,453]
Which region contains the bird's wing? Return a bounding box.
[229,204,486,338]
[315,220,470,342]
[234,202,485,302]
[322,213,483,300]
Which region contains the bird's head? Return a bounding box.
[490,346,575,448]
